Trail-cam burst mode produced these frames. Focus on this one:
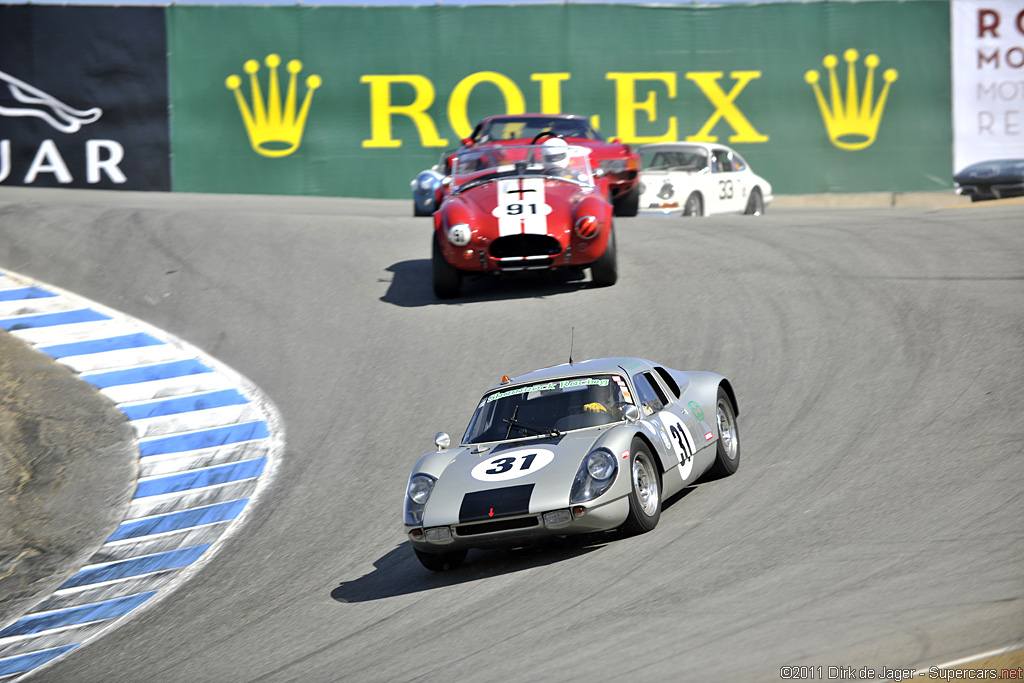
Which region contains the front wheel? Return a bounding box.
[683,192,703,217]
[706,387,740,478]
[621,438,661,535]
[613,183,640,217]
[744,187,764,216]
[414,547,467,572]
[432,235,462,299]
[590,226,618,287]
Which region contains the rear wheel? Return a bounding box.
[590,226,618,287]
[744,187,764,216]
[706,387,740,478]
[621,438,661,535]
[414,547,467,572]
[432,235,462,299]
[613,183,640,217]
[683,192,703,217]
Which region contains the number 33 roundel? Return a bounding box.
[471,448,555,482]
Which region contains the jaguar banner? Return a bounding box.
[0,6,170,191]
[169,1,951,198]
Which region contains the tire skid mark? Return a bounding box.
[0,270,284,681]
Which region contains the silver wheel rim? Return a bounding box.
[717,400,738,460]
[632,453,659,516]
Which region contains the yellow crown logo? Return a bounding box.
[804,49,898,151]
[226,54,321,158]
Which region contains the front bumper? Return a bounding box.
[406,495,629,552]
[437,230,610,273]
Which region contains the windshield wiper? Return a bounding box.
[502,414,561,439]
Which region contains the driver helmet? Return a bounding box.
[541,137,570,172]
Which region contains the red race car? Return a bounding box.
[431,136,617,299]
[458,114,641,217]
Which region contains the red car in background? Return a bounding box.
[432,138,617,299]
[458,114,641,217]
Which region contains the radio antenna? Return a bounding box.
[568,327,575,366]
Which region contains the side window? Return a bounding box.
[731,152,747,172]
[712,149,733,173]
[632,372,666,415]
[653,366,681,399]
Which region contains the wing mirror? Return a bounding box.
[434,432,451,451]
[622,404,639,423]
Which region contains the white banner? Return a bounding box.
[952,0,1024,172]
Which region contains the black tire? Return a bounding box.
[613,182,640,217]
[590,226,618,287]
[706,387,740,478]
[621,438,661,535]
[683,192,703,217]
[414,547,467,572]
[744,187,764,216]
[432,235,461,299]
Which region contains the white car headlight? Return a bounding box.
[570,449,618,504]
[408,474,435,504]
[586,450,616,479]
[405,473,437,526]
[447,223,472,247]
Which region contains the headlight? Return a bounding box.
[585,450,616,480]
[447,223,472,247]
[574,216,598,239]
[405,473,436,525]
[600,159,627,174]
[570,449,618,504]
[408,474,435,504]
[419,176,436,191]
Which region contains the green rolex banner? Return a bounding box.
[167,1,951,198]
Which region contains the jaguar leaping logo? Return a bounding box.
[0,69,102,134]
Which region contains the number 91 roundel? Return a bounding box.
[471,448,555,482]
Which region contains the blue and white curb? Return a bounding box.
[0,270,284,681]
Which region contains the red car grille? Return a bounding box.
[490,234,562,259]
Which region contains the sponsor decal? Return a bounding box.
[688,401,705,422]
[705,431,714,441]
[226,53,321,158]
[486,377,609,403]
[804,49,898,151]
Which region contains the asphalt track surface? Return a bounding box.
[0,188,1021,682]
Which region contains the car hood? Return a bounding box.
[475,138,635,161]
[449,178,589,237]
[954,159,1024,183]
[421,429,608,527]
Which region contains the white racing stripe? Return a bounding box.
[0,269,284,681]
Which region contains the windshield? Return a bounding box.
[480,117,601,142]
[451,143,595,193]
[640,145,709,172]
[463,374,634,444]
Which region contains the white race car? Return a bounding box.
[637,142,772,217]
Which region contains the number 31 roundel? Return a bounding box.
[471,448,555,482]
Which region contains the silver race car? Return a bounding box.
[403,357,740,571]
